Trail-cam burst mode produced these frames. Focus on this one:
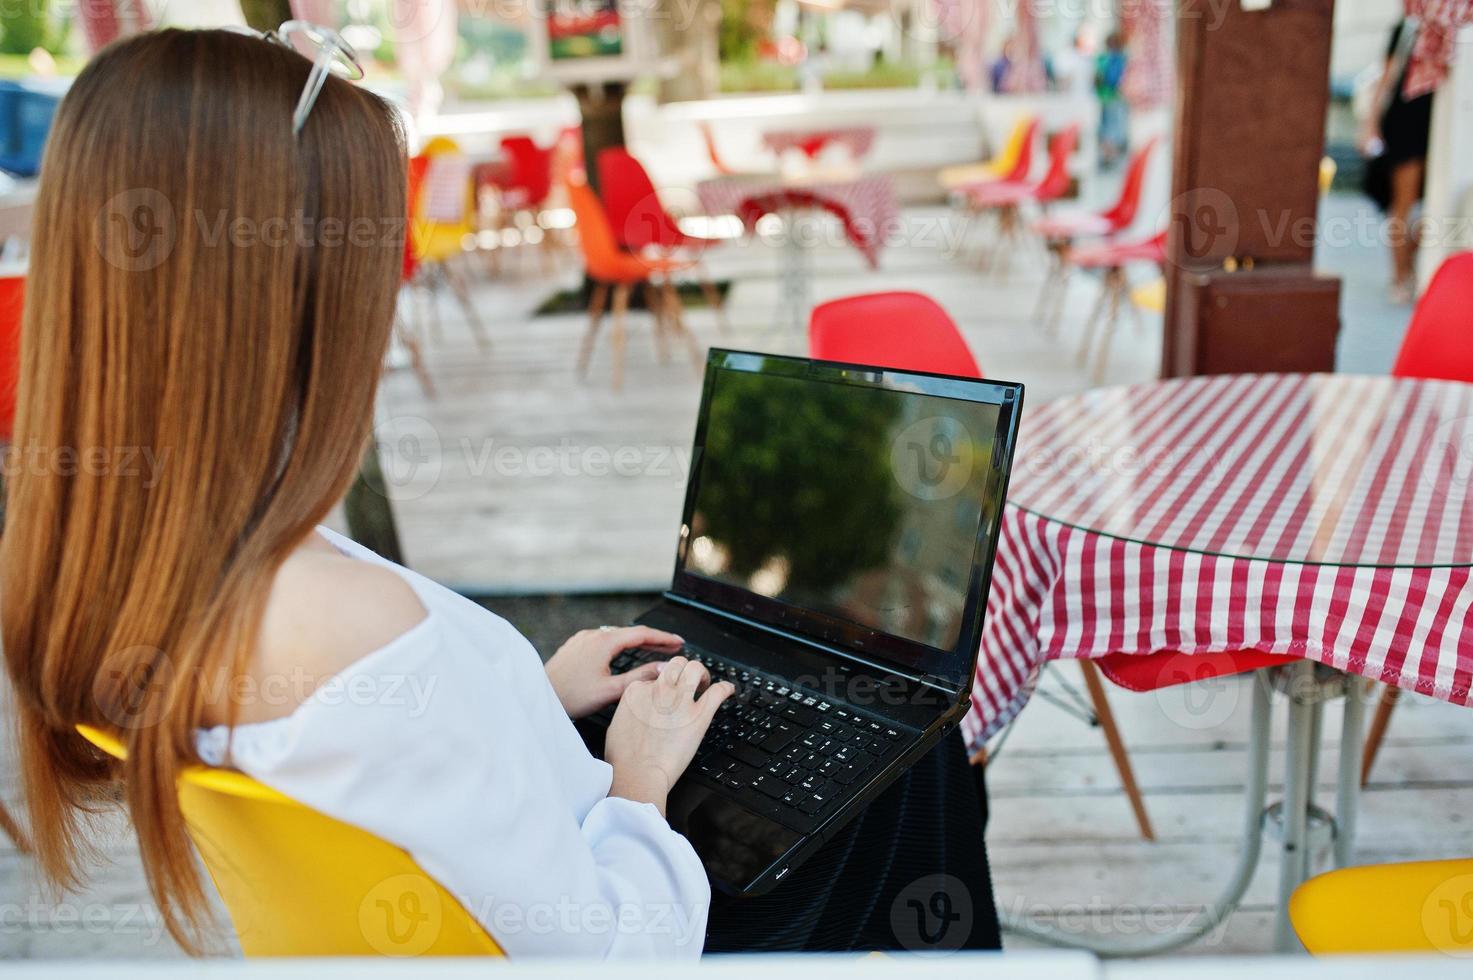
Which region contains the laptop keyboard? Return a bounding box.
[607,647,906,826]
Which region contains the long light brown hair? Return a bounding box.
[1,29,406,952]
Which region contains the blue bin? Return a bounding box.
[0,79,63,177]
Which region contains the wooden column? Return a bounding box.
[1163,0,1342,377]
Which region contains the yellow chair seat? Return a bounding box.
[78,725,503,958]
[940,116,1033,191]
[1130,278,1166,314]
[1290,857,1473,955]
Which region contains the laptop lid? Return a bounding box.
[670,349,1023,696]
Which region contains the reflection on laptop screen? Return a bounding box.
[680,366,1003,656]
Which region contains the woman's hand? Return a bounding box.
[544,625,684,720]
[605,656,735,816]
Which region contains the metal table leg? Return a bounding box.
[777,208,811,333]
[1274,659,1317,952]
[1335,676,1367,868]
[1001,671,1274,956]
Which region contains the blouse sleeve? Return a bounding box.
[211,616,710,959]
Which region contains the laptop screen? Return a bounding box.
[673,351,1021,689]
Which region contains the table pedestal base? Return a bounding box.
[1000,664,1369,957]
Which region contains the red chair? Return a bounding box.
[596,147,726,326]
[566,176,700,391]
[1072,229,1168,382]
[1033,136,1159,333]
[477,135,563,273]
[0,273,23,439]
[963,124,1080,273]
[1359,251,1473,783]
[499,135,554,211]
[809,291,981,378]
[808,291,1155,838]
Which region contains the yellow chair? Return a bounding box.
[940,115,1035,191]
[1130,277,1166,314]
[77,725,503,958]
[1289,857,1473,955]
[406,135,490,352]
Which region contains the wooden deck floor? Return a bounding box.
[2,194,1459,962]
[376,203,1162,594]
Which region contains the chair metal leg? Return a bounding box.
[1078,660,1156,841]
[1360,683,1399,786]
[576,281,609,379]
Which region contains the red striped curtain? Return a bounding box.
[1120,0,1172,110]
[1404,0,1473,96]
[76,0,153,54]
[932,0,989,91]
[999,1,1046,93]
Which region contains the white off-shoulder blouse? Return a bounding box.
[195,527,709,958]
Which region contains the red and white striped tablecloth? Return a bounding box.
[696,174,899,269]
[762,126,877,160]
[962,373,1473,750]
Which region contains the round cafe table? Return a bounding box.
[965,373,1473,954]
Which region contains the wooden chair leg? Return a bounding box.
[0,800,28,852]
[698,276,727,332]
[1078,659,1156,841]
[1077,274,1114,367]
[641,282,670,363]
[661,279,702,373]
[1361,683,1400,787]
[445,260,491,352]
[1091,269,1126,383]
[576,281,609,379]
[393,314,435,398]
[610,283,631,392]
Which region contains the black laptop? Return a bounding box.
[586,349,1023,896]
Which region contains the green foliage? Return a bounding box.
[0,0,70,57]
[239,0,294,32]
[696,371,902,595]
[718,0,762,63]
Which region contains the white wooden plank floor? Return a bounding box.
[375,203,1163,594]
[2,194,1458,962]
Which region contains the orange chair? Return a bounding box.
[566,177,701,391]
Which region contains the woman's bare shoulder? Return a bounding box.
[204,534,429,726]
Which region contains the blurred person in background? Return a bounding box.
[1360,17,1432,304]
[1096,31,1129,167]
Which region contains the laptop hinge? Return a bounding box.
[662,591,963,699]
